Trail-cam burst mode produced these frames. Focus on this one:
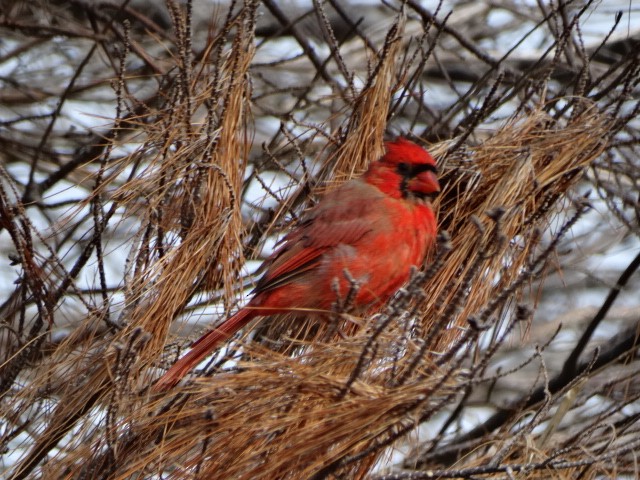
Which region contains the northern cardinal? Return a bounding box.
[154,137,440,390]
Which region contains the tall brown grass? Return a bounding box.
[1,1,639,479]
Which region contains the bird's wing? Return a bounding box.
[253,180,385,293]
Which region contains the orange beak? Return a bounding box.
[409,170,441,198]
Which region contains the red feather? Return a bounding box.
[154,138,440,391]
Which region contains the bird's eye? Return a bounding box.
[397,162,411,176]
[396,162,437,177]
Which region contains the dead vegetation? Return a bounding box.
[1,1,639,479]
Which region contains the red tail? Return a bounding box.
[153,308,255,391]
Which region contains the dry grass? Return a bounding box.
[1,1,639,479]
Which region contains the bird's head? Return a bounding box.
[365,137,440,202]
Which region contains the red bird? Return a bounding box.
[154,138,440,390]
